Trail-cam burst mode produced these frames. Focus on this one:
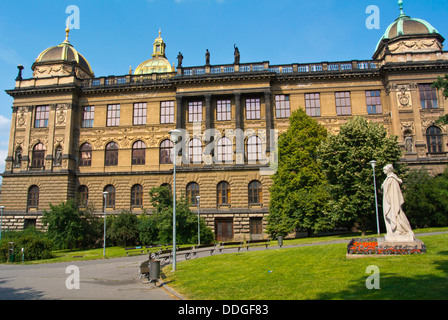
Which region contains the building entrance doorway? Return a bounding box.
[215,218,234,242]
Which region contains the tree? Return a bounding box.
[267,109,332,238]
[148,186,215,244]
[42,199,101,250]
[403,168,448,228]
[108,211,140,247]
[432,75,448,125]
[318,116,406,235]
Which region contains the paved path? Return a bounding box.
[0,255,177,300]
[1,231,445,300]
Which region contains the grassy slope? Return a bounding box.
[162,233,448,300]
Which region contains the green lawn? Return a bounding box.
[161,232,448,300]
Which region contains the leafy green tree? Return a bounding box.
[138,213,159,245]
[149,186,215,244]
[42,199,95,250]
[318,116,406,235]
[267,109,332,238]
[403,168,448,228]
[108,211,140,247]
[432,75,448,125]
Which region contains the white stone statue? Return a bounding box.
[381,164,415,242]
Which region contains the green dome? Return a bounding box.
[375,0,441,53]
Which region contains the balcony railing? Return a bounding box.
[80,60,380,89]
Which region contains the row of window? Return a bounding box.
[16,124,446,169]
[81,136,263,167]
[28,85,439,129]
[26,181,263,210]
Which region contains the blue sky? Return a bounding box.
[0,0,447,176]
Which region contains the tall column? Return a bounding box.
[176,95,183,129]
[62,103,75,171]
[205,94,213,131]
[264,91,273,152]
[234,93,242,130]
[234,93,244,165]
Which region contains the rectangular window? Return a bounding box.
[81,106,95,128]
[35,106,50,128]
[133,102,147,125]
[335,92,351,116]
[107,104,120,127]
[250,217,263,234]
[419,84,439,109]
[366,91,382,114]
[160,101,175,124]
[275,95,291,118]
[246,98,261,120]
[305,93,321,117]
[217,100,232,121]
[188,101,203,123]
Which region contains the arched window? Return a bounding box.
[161,183,172,193]
[217,181,231,205]
[427,126,443,154]
[132,141,146,165]
[79,143,92,167]
[131,184,143,207]
[103,185,115,209]
[248,180,262,205]
[189,139,202,164]
[32,143,45,168]
[160,139,173,164]
[216,137,232,163]
[105,142,118,166]
[77,185,89,207]
[27,185,39,209]
[186,182,200,206]
[247,136,262,163]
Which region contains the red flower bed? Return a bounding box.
[347,238,425,255]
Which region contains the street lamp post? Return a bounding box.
[369,160,381,237]
[0,206,5,242]
[169,129,182,271]
[196,196,200,246]
[102,191,108,258]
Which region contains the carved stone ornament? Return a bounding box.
[397,88,412,109]
[16,107,28,128]
[401,121,414,134]
[56,104,68,125]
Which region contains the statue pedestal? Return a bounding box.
[378,237,425,251]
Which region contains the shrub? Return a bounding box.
[0,228,53,262]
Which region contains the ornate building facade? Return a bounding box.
[1,3,447,240]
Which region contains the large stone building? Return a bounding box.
[1,2,447,240]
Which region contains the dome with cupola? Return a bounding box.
[32,27,94,79]
[134,30,174,75]
[373,0,444,59]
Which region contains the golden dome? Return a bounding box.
[134,30,174,75]
[33,27,94,77]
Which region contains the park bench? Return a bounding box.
[139,260,150,280]
[124,246,146,256]
[245,239,270,250]
[219,241,244,253]
[193,244,218,257]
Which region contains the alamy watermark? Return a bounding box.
[365,265,380,290]
[366,5,380,30]
[66,5,80,30]
[65,265,80,290]
[169,126,279,175]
